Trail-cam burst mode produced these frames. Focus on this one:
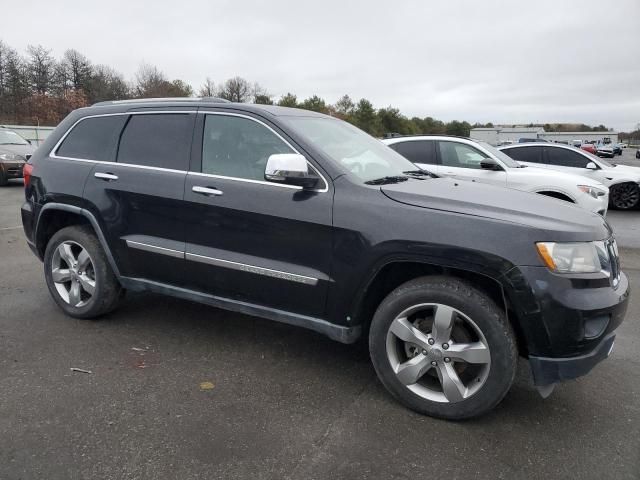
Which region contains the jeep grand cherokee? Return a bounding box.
[21,98,629,419]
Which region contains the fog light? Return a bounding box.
[584,314,610,339]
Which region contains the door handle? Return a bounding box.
[192,186,223,196]
[94,172,119,181]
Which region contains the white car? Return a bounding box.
[499,143,640,210]
[382,136,609,216]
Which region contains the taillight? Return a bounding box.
[23,163,33,187]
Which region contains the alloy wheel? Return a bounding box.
[611,184,640,210]
[51,241,96,307]
[386,303,491,403]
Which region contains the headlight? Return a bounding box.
[0,153,20,161]
[578,185,607,198]
[536,241,609,273]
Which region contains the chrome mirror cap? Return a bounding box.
[265,154,318,189]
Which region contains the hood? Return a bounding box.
[380,177,610,240]
[0,143,35,160]
[609,164,640,178]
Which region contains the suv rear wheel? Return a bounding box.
[44,225,122,318]
[369,276,517,420]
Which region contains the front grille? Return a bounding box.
[607,238,620,287]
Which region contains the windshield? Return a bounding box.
[478,141,522,168]
[0,130,29,145]
[281,116,420,182]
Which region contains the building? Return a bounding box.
[470,126,618,146]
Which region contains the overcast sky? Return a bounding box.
[3,0,640,130]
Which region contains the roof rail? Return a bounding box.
[383,133,471,141]
[92,97,231,106]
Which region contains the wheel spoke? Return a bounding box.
[51,268,72,284]
[446,342,491,364]
[69,280,82,306]
[58,243,76,267]
[77,248,91,270]
[389,317,430,350]
[432,305,455,343]
[78,274,95,295]
[437,362,466,403]
[395,354,433,385]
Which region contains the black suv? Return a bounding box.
[21,99,629,419]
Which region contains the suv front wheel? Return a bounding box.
[44,225,123,318]
[369,276,517,420]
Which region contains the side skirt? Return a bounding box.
[119,276,361,344]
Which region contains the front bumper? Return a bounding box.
[529,332,616,385]
[503,265,629,385]
[0,161,24,179]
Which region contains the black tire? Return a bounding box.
[44,225,123,318]
[610,182,640,210]
[0,170,7,186]
[369,276,517,420]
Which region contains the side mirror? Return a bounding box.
[480,157,502,171]
[586,162,598,170]
[265,154,318,189]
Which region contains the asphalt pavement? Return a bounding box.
[1,151,639,479]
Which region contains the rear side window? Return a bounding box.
[390,140,437,165]
[545,147,591,168]
[56,115,127,161]
[502,146,544,164]
[201,114,294,181]
[117,114,193,170]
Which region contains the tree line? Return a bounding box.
[0,40,618,138]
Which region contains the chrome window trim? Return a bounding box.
[48,110,330,193]
[125,240,184,259]
[199,111,329,193]
[185,252,319,286]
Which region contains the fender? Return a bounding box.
[34,202,122,278]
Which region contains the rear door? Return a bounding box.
[181,112,333,318]
[437,140,507,186]
[82,111,195,285]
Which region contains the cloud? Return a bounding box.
[3,0,639,130]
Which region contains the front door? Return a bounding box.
[182,112,333,318]
[437,140,507,186]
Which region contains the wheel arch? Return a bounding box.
[350,259,528,356]
[534,190,575,203]
[35,203,121,278]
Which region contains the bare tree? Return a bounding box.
[198,77,216,97]
[134,63,167,97]
[217,76,251,103]
[62,49,92,91]
[26,45,55,95]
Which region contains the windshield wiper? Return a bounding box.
[403,169,437,178]
[365,175,409,185]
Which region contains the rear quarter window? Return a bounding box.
[56,115,128,161]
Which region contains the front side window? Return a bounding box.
[438,141,488,169]
[117,114,192,170]
[57,115,128,161]
[202,115,295,181]
[546,147,591,168]
[502,146,544,164]
[390,140,437,165]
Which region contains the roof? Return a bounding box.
[86,98,328,118]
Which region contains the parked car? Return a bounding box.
[596,143,615,158]
[580,143,597,155]
[499,143,640,210]
[518,137,547,143]
[611,144,622,156]
[636,149,640,159]
[0,127,35,185]
[383,135,609,216]
[21,99,628,420]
